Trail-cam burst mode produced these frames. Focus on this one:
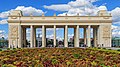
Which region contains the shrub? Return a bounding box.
[98,47,101,49]
[66,61,72,66]
[42,47,45,50]
[102,48,106,50]
[0,49,2,51]
[51,59,58,65]
[73,54,80,59]
[63,48,67,50]
[108,49,111,50]
[18,48,22,49]
[2,64,16,67]
[91,61,97,66]
[117,49,120,51]
[100,64,110,67]
[13,48,16,50]
[7,48,10,50]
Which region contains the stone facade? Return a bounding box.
[8,10,112,48]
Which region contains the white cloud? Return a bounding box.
[68,0,88,7]
[46,34,64,41]
[0,6,45,24]
[44,0,100,16]
[98,6,107,10]
[0,11,10,18]
[111,25,120,37]
[0,30,5,34]
[68,0,97,7]
[15,6,44,16]
[0,19,8,24]
[108,7,120,37]
[56,36,64,41]
[0,6,44,18]
[0,34,5,38]
[0,30,7,39]
[68,34,74,38]
[112,25,118,30]
[111,7,120,25]
[109,7,120,37]
[44,4,71,11]
[46,34,54,39]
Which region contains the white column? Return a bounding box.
[8,39,11,48]
[34,28,36,47]
[42,25,46,47]
[18,25,22,48]
[54,25,56,47]
[84,28,87,45]
[30,25,34,48]
[75,25,79,47]
[87,25,91,47]
[76,25,80,47]
[8,25,11,48]
[74,28,76,47]
[97,26,102,47]
[93,28,97,47]
[64,25,68,47]
[21,27,23,48]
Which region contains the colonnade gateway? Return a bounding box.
[8,10,112,48]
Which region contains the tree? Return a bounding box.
[2,37,5,40]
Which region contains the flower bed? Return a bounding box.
[0,48,120,67]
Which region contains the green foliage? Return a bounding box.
[13,48,16,50]
[63,48,67,50]
[73,54,80,59]
[98,47,101,49]
[2,64,16,67]
[7,48,10,50]
[18,48,22,49]
[108,49,111,50]
[66,61,72,66]
[100,64,110,67]
[0,48,120,66]
[117,49,120,51]
[91,61,97,66]
[0,48,2,51]
[102,48,106,50]
[42,47,45,50]
[51,59,58,65]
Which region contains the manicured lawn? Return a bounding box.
[0,48,120,67]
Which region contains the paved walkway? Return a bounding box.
[105,47,120,50]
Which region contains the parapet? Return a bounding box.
[98,10,111,16]
[9,10,23,16]
[8,10,112,17]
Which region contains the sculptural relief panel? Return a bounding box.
[9,25,18,39]
[102,25,111,37]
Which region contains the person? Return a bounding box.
[84,44,86,47]
[102,44,104,47]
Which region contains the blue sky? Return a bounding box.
[0,0,120,40]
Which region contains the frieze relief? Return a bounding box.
[10,25,18,38]
[102,25,110,37]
